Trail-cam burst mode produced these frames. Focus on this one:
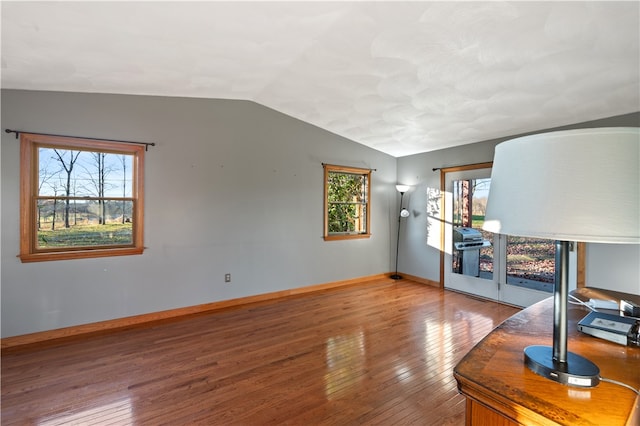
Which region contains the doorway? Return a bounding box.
[441,163,565,307]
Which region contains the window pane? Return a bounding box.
[451,178,493,279]
[323,165,370,239]
[328,172,366,203]
[327,171,367,235]
[506,236,555,292]
[38,148,134,198]
[36,199,134,249]
[328,203,366,233]
[21,133,144,262]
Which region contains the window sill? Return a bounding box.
[323,234,371,241]
[19,247,145,263]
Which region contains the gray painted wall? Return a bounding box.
[396,112,640,295]
[1,89,397,337]
[2,89,637,339]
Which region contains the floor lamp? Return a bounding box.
[482,127,639,387]
[391,184,410,280]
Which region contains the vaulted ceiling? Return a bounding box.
[2,1,639,157]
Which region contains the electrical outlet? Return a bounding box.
[225,273,231,283]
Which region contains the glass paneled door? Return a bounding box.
[443,167,559,308]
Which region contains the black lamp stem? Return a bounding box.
[553,240,569,362]
[391,192,405,280]
[523,240,600,387]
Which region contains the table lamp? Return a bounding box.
[482,127,639,387]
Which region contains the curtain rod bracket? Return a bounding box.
[5,129,18,139]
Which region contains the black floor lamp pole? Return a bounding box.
[391,192,405,280]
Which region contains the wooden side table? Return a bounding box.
[454,289,640,425]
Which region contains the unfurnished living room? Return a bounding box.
[1,2,639,425]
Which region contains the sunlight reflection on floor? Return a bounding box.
[38,397,133,426]
[324,330,365,399]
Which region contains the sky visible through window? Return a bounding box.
[38,147,133,198]
[473,178,490,200]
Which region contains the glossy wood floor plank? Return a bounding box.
[2,279,520,425]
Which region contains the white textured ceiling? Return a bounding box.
[2,1,639,157]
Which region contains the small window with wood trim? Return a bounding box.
[323,164,371,240]
[19,133,145,262]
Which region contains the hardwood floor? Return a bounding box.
[1,279,520,425]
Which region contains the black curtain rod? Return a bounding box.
[4,129,156,151]
[321,162,377,172]
[432,161,493,172]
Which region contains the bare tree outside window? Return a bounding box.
[81,152,119,225]
[37,154,60,230]
[121,155,128,224]
[52,149,81,228]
